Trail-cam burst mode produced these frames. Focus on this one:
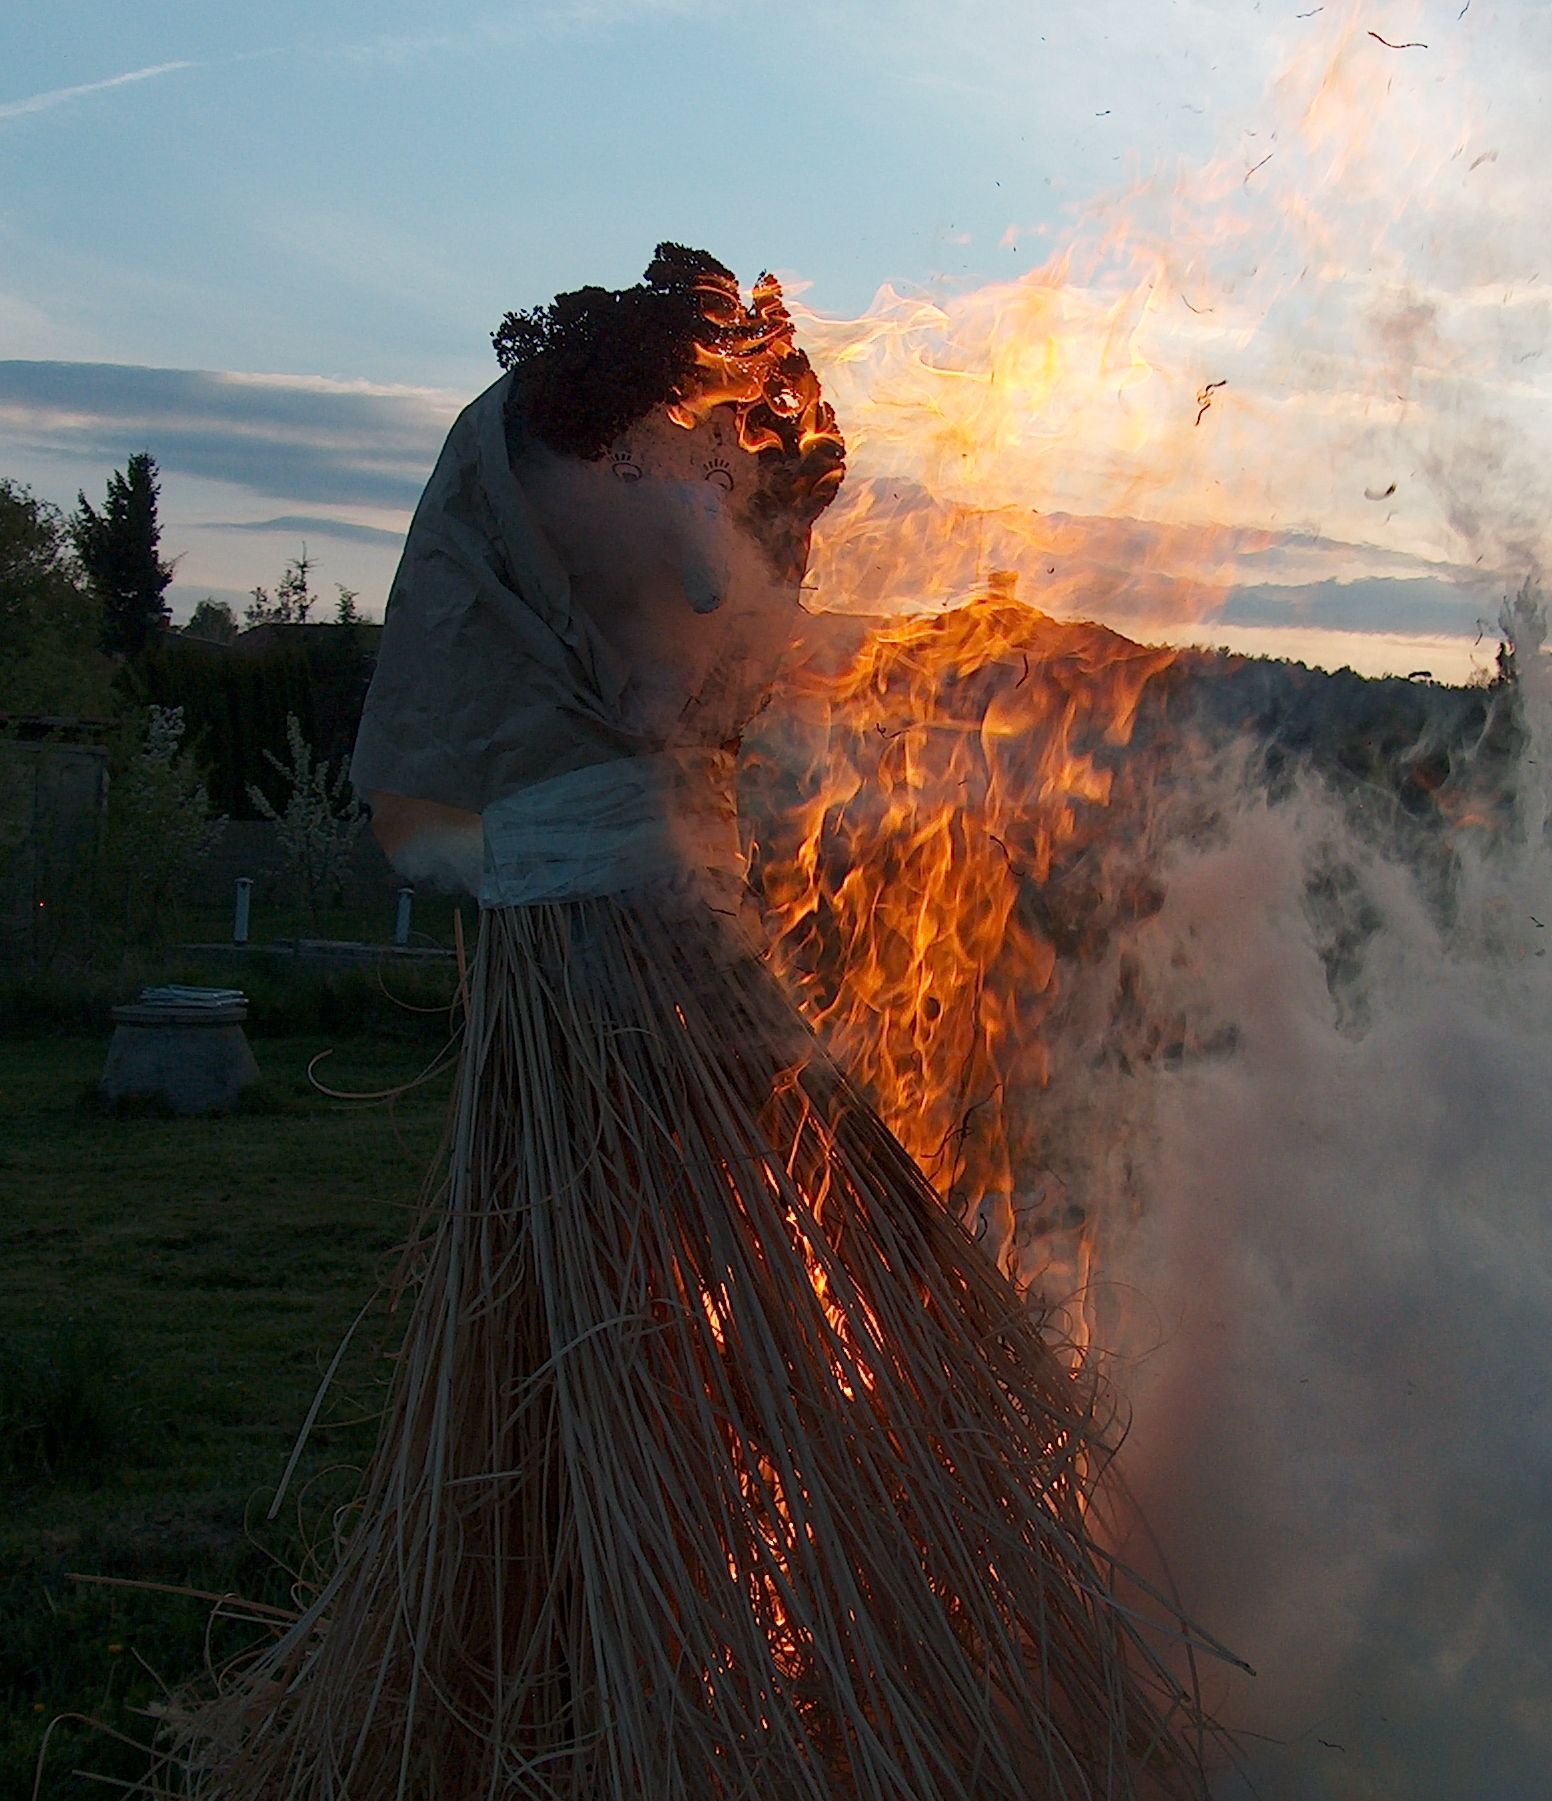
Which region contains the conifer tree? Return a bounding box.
[74,452,175,656]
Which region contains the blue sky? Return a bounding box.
[4,1,1549,678]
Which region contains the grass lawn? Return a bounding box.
[0,1022,457,1798]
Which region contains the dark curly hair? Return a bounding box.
[492,244,845,533]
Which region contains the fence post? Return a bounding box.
[234,877,252,945]
[394,886,414,948]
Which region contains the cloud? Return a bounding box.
[0,360,1504,666]
[0,360,458,511]
[208,513,405,547]
[0,61,197,123]
[1220,577,1496,640]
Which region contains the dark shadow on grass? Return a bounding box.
[78,1080,298,1120]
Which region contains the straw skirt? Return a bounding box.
[178,892,1210,1801]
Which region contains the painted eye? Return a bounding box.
[703,456,734,492]
[610,450,642,482]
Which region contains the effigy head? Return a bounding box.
[354,248,846,895]
[493,243,845,583]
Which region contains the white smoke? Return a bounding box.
[746,589,1552,1795]
[1079,599,1552,1797]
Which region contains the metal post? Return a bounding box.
[234,877,252,945]
[394,886,414,948]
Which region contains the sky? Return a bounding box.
[4,0,1551,680]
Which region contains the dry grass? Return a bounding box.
[166,894,1230,1799]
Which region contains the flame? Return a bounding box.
[671,0,1518,1734]
[771,0,1500,644]
[741,2,1509,1312]
[751,591,1180,1319]
[783,239,1278,637]
[667,268,846,513]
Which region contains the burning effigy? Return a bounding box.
[168,247,1233,1798]
[119,8,1552,1790]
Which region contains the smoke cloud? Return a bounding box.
[1080,616,1552,1796]
[748,594,1552,1797]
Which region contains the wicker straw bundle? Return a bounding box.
[171,250,1223,1800]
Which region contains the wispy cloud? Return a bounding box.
[0,61,198,123]
[210,513,406,547]
[1220,576,1492,640]
[0,360,457,509]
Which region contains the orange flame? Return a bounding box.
[668,270,846,512]
[744,2,1506,1314]
[752,591,1181,1320]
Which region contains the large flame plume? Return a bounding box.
[749,1,1534,1321]
[750,596,1183,1313]
[786,0,1525,641]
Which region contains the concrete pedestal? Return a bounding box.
[101,1002,260,1115]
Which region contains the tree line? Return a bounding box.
[1,455,376,814]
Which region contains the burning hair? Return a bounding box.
[492,243,846,537]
